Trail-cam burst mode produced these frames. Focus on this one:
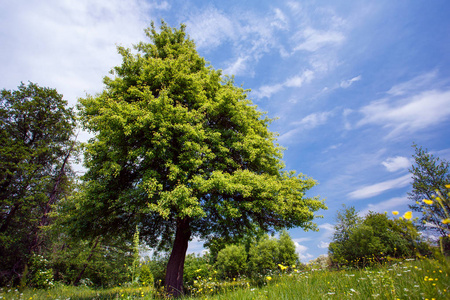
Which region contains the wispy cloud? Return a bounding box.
[348,174,411,199]
[278,111,332,143]
[387,71,438,96]
[355,71,450,138]
[292,111,333,128]
[317,241,330,249]
[185,7,235,50]
[340,75,362,88]
[293,27,345,52]
[254,70,314,98]
[382,156,412,172]
[357,89,450,137]
[359,196,409,216]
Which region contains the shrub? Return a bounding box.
[138,264,154,287]
[27,254,54,289]
[248,236,279,276]
[215,244,247,279]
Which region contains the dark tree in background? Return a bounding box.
[0,82,76,285]
[75,22,326,297]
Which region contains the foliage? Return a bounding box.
[0,82,76,286]
[247,231,299,278]
[277,230,298,266]
[215,244,247,279]
[329,207,428,268]
[138,264,154,287]
[46,234,134,287]
[248,236,280,276]
[26,254,54,289]
[183,253,215,287]
[408,144,450,239]
[74,21,326,295]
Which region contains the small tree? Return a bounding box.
[329,207,425,268]
[248,235,280,276]
[215,244,247,279]
[277,230,298,267]
[75,21,326,296]
[408,144,450,245]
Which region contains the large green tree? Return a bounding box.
[408,144,450,238]
[76,22,326,296]
[0,82,76,285]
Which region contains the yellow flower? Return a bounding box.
[403,211,412,220]
[392,211,399,215]
[266,276,272,281]
[278,264,288,271]
[422,199,433,205]
[445,184,450,188]
[442,218,450,224]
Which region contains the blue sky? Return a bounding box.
[2,0,450,262]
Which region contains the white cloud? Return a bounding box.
[285,70,315,87]
[292,111,333,128]
[271,8,288,30]
[348,174,411,199]
[293,27,345,52]
[382,156,412,172]
[293,237,311,243]
[185,7,235,50]
[187,237,205,254]
[255,83,284,99]
[340,75,362,88]
[255,69,314,99]
[317,241,329,249]
[359,196,409,216]
[318,223,335,239]
[0,0,151,105]
[387,71,437,96]
[223,56,250,77]
[357,89,450,137]
[278,111,332,144]
[294,242,313,262]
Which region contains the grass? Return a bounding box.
[1,258,449,299]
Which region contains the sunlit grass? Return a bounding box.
[182,258,450,300]
[1,258,448,299]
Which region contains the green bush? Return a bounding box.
[27,254,54,289]
[215,244,247,279]
[329,207,431,268]
[248,236,279,276]
[183,253,214,287]
[138,264,154,287]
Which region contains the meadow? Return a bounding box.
[1,258,448,300]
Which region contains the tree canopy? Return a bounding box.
[75,21,326,296]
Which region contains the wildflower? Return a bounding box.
[445,184,450,188]
[266,276,272,281]
[278,264,288,271]
[442,218,450,224]
[392,211,399,215]
[403,211,412,220]
[423,199,433,205]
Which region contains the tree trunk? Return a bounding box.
[31,145,73,254]
[165,217,191,297]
